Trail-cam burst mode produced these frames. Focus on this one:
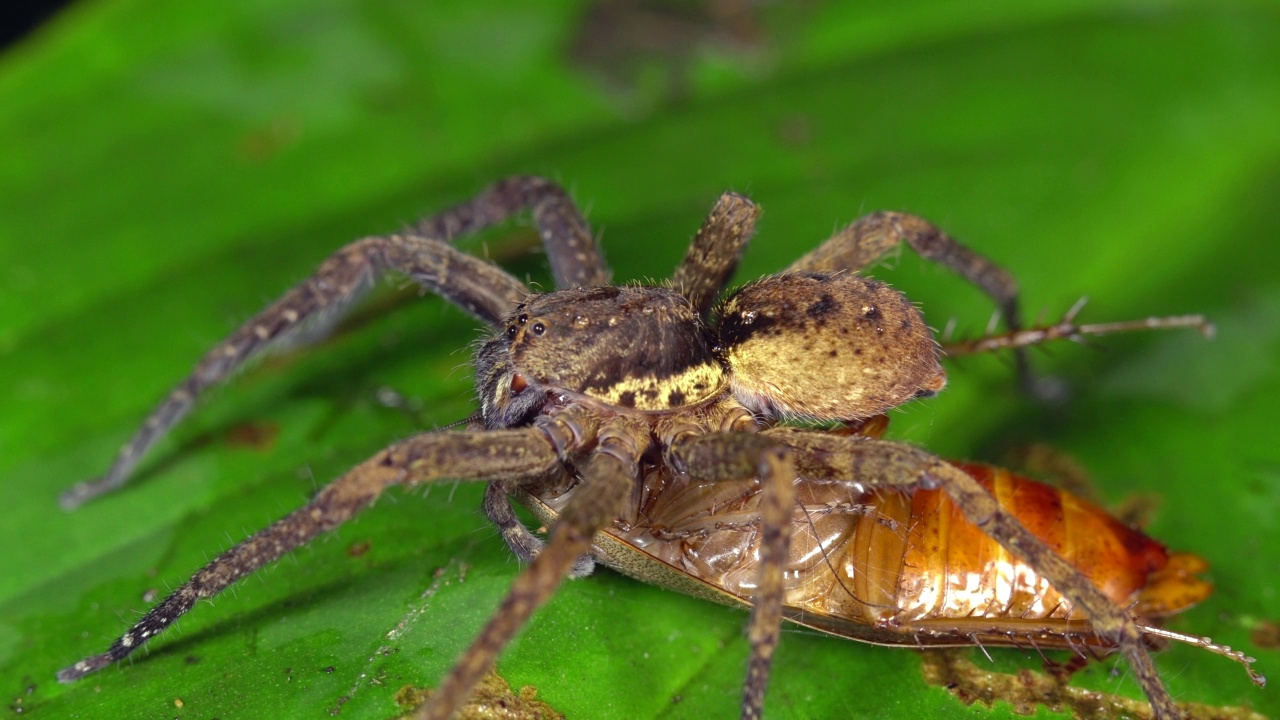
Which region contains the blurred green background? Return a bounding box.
[1,1,1278,718]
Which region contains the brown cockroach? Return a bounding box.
[514,414,1261,707]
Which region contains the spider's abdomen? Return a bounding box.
[717,272,945,421]
[475,286,729,426]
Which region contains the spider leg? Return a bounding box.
[788,211,1020,326]
[56,409,594,684]
[482,480,596,578]
[417,416,650,720]
[418,176,610,289]
[61,235,527,509]
[787,211,1032,390]
[671,192,761,315]
[666,432,797,720]
[759,428,1182,720]
[65,177,606,510]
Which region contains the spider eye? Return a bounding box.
[506,326,518,339]
[517,314,529,324]
[531,322,546,336]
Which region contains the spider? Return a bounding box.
[57,176,1210,719]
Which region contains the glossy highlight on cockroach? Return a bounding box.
[56,177,1261,720]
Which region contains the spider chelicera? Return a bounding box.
[57,176,1234,719]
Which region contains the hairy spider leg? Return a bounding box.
[752,428,1184,720]
[61,235,521,508]
[416,176,609,289]
[666,432,797,720]
[56,405,597,683]
[482,479,581,571]
[789,211,1020,328]
[418,415,650,719]
[62,177,606,509]
[670,191,761,316]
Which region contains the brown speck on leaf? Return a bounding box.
[328,694,351,716]
[920,649,1265,720]
[395,669,565,719]
[1251,619,1280,649]
[777,114,812,148]
[346,540,372,558]
[224,421,280,451]
[238,117,301,164]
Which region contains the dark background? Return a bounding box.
[0,0,70,49]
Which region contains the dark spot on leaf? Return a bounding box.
[1252,620,1280,649]
[224,421,279,451]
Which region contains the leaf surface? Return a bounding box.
[1,2,1278,719]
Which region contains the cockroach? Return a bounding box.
[513,413,1262,710]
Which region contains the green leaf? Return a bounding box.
[2,1,1278,719]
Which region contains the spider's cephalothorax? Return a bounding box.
[58,177,1240,720]
[476,273,945,429]
[475,285,728,427]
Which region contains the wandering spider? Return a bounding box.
[57,177,1257,719]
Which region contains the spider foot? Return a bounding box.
[57,652,114,683]
[59,476,118,510]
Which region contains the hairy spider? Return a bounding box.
[57,177,1229,719]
